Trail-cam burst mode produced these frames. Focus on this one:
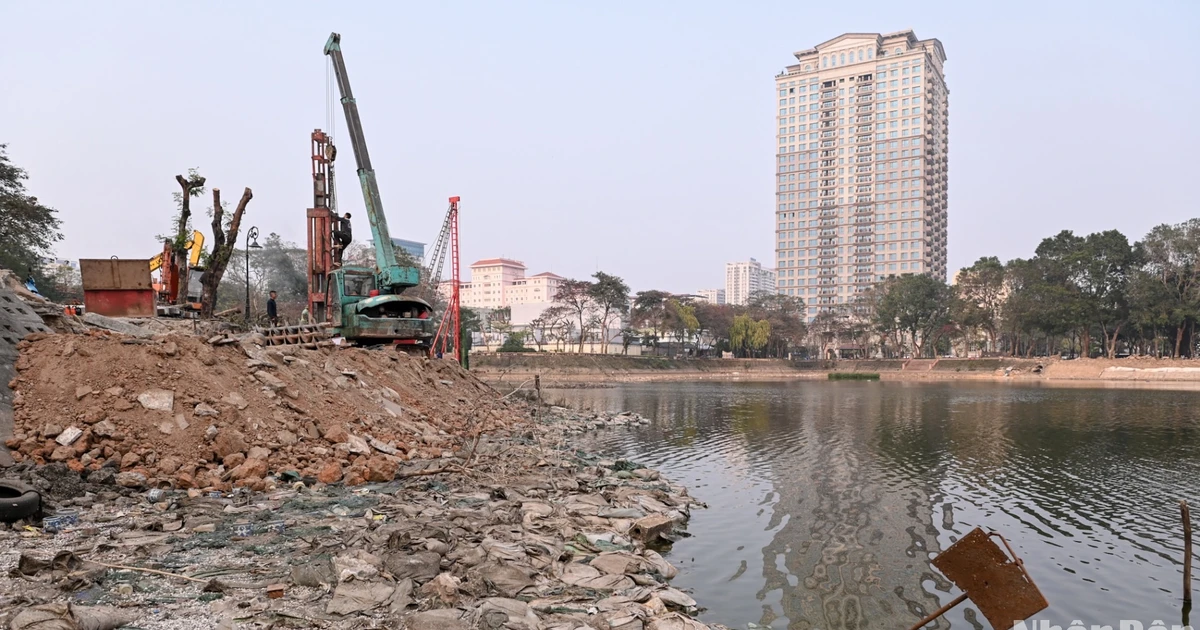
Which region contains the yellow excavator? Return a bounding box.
[150,231,205,312]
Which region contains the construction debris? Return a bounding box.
[0,290,724,628]
[0,403,720,628]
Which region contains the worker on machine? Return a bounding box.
[333,212,352,265]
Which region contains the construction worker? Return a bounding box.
[299,307,310,325]
[266,291,278,327]
[333,212,352,265]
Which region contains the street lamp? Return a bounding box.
[245,226,261,322]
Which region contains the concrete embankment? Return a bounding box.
[473,353,1200,388]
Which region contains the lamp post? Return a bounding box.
[245,226,261,322]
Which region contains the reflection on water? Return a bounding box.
[557,381,1200,630]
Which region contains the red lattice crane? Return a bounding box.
[431,197,461,362]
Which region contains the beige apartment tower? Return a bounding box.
[773,30,948,320]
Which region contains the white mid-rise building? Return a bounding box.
[439,258,565,310]
[725,259,776,306]
[696,289,726,305]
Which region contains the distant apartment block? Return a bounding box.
[725,259,776,306]
[697,289,726,305]
[773,30,949,319]
[440,258,564,310]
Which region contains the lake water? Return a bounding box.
[554,381,1200,630]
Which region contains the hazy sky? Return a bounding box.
[3,1,1197,294]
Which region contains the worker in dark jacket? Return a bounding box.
[266,291,278,327]
[333,213,352,265]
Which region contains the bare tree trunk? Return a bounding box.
[200,187,253,318]
[1107,323,1122,359]
[173,174,200,305]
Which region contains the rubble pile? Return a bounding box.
[0,406,723,629]
[5,332,523,491]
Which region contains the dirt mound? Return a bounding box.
[5,332,524,490]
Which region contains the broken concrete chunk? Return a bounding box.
[74,386,93,401]
[194,402,220,417]
[212,430,248,459]
[54,426,83,447]
[158,421,175,435]
[368,436,397,455]
[115,472,147,488]
[221,392,249,410]
[137,389,175,412]
[629,514,674,542]
[91,420,117,438]
[253,370,286,391]
[344,434,370,455]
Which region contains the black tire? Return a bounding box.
[0,479,42,522]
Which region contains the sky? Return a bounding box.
[2,1,1197,294]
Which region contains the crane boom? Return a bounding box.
[426,201,455,289]
[323,32,411,292]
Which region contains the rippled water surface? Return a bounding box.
[555,381,1200,630]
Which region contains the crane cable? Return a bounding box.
[325,58,339,213]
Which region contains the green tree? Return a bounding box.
[0,144,62,283]
[666,298,699,356]
[748,293,807,358]
[730,314,771,358]
[1135,219,1200,357]
[953,256,1006,353]
[694,302,735,354]
[588,271,630,353]
[553,279,594,352]
[631,290,670,355]
[874,274,951,358]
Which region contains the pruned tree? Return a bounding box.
[172,170,206,305]
[199,186,253,318]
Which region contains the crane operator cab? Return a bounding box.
[329,269,434,350]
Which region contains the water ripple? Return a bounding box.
[562,381,1200,629]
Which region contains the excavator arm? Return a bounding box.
[149,230,204,272]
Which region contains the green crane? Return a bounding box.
[322,32,433,349]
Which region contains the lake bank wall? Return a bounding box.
[472,353,1200,388]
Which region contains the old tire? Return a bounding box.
[0,479,42,522]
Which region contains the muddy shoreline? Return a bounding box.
[0,405,723,629]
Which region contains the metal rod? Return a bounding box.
[1184,500,1193,605]
[907,592,968,630]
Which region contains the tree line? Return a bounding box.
[827,221,1200,359]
